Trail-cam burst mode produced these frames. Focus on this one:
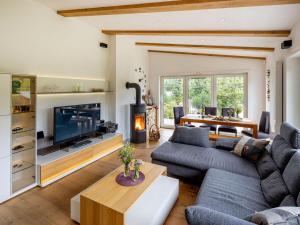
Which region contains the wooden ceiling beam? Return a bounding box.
[136,42,275,52]
[148,50,266,60]
[57,0,300,17]
[102,30,290,37]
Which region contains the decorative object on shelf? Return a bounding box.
[115,170,145,187]
[133,159,143,181]
[266,70,271,103]
[149,124,160,141]
[91,88,104,92]
[40,84,59,94]
[118,144,135,177]
[142,90,154,106]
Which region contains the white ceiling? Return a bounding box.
[35,0,300,57]
[35,0,174,9]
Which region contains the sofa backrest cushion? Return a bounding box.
[280,122,300,149]
[282,151,300,199]
[280,195,296,207]
[245,207,300,225]
[169,126,211,148]
[297,193,300,206]
[256,152,278,179]
[271,135,297,172]
[261,170,289,207]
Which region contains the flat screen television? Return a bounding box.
[53,103,101,145]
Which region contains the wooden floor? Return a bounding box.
[0,129,199,225]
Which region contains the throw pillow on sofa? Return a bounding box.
[271,135,297,172]
[261,170,289,207]
[245,207,300,225]
[256,152,278,179]
[169,126,211,148]
[233,136,269,162]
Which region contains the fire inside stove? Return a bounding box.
[134,114,145,131]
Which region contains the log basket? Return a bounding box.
[149,124,160,141]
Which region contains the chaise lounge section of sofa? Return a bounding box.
[151,122,300,225]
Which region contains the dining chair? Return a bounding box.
[218,107,238,136]
[200,107,217,133]
[242,111,270,139]
[173,107,195,127]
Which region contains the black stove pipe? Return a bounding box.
[126,82,141,105]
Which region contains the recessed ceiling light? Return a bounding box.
[200,39,205,42]
[220,18,226,23]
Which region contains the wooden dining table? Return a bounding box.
[180,114,258,138]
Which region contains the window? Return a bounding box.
[160,77,184,127]
[160,74,247,127]
[216,75,246,117]
[188,77,212,114]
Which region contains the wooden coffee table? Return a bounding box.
[72,162,179,225]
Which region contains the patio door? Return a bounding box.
[160,77,184,128]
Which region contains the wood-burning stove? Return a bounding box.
[126,82,146,143]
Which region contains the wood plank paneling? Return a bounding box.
[102,29,291,37]
[57,0,300,17]
[148,50,266,60]
[136,42,275,52]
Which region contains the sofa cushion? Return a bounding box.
[280,195,296,207]
[280,122,300,149]
[256,152,278,179]
[282,152,300,198]
[261,170,289,207]
[215,138,240,151]
[185,206,255,225]
[245,207,300,225]
[233,136,269,162]
[195,169,269,219]
[271,135,297,172]
[151,141,259,178]
[169,126,211,148]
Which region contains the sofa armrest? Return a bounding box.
[215,138,240,151]
[185,206,255,225]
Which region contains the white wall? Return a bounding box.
[284,57,300,128]
[149,53,266,123]
[0,0,109,79]
[289,20,300,55]
[113,36,149,140]
[0,0,115,137]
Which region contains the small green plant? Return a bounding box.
[235,106,243,118]
[119,145,135,177]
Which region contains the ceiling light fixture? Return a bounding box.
[220,18,226,23]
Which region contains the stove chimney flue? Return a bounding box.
[126,82,141,105]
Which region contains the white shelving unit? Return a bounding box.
[0,74,12,203]
[0,74,37,203]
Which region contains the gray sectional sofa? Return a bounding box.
[151,122,300,225]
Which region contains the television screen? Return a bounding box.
[53,103,101,144]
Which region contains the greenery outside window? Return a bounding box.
[160,73,247,128]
